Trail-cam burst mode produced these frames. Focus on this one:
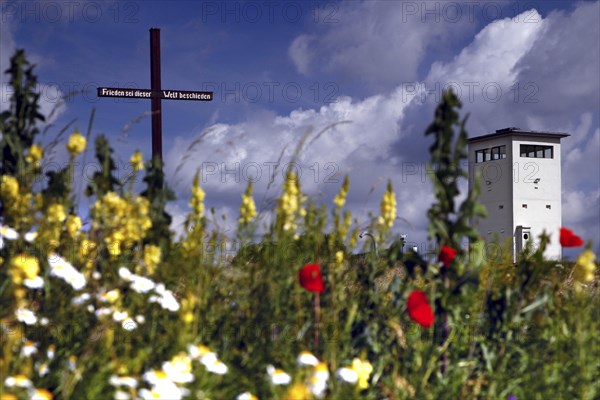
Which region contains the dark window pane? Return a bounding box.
[492,147,499,160]
[484,149,491,161]
[499,145,507,158]
[476,151,484,163]
[536,147,544,158]
[544,147,553,158]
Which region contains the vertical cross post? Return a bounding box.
[150,28,162,161]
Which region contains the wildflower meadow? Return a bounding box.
[1,50,598,399]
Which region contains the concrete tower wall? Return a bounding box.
[468,128,568,262]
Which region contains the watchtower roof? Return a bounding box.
[468,127,569,143]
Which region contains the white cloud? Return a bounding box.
[288,1,473,89]
[288,34,314,76]
[424,9,546,135]
[165,86,414,198]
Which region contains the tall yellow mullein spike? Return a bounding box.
[239,181,257,224]
[277,171,302,232]
[333,175,350,209]
[379,180,397,229]
[189,172,206,218]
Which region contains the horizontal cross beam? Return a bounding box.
[97,87,213,101]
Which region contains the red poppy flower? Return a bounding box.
[407,290,434,328]
[559,227,584,247]
[438,245,457,267]
[299,263,324,293]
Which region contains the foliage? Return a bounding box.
[1,51,599,400]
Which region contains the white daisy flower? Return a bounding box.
[187,344,212,361]
[95,307,112,318]
[72,293,91,305]
[47,345,56,359]
[236,392,258,400]
[47,253,86,290]
[267,365,291,385]
[4,374,33,388]
[122,318,138,331]
[109,375,138,388]
[118,267,133,281]
[309,375,328,398]
[112,310,129,322]
[200,353,218,368]
[129,275,155,293]
[21,340,38,357]
[37,362,49,377]
[313,362,330,381]
[154,283,166,295]
[30,389,53,400]
[297,351,319,366]
[114,390,131,400]
[205,359,228,375]
[15,307,38,325]
[24,276,44,289]
[336,367,358,384]
[149,295,160,303]
[143,369,172,386]
[67,355,77,370]
[139,385,183,400]
[158,290,180,312]
[149,290,180,312]
[25,231,38,242]
[92,271,102,280]
[0,224,18,249]
[162,353,194,383]
[135,315,146,324]
[39,317,49,326]
[65,271,86,290]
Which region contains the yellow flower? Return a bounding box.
[1,393,18,400]
[92,192,152,257]
[79,239,97,264]
[130,150,144,171]
[351,358,373,389]
[283,383,311,400]
[100,289,120,303]
[66,131,87,156]
[379,180,397,229]
[26,144,43,163]
[239,182,257,224]
[143,244,161,274]
[105,233,123,257]
[31,389,53,400]
[335,251,344,265]
[333,176,349,209]
[0,175,19,199]
[4,374,32,388]
[65,215,82,238]
[189,174,206,218]
[47,204,66,223]
[10,254,40,284]
[181,294,197,324]
[276,172,305,232]
[573,250,596,283]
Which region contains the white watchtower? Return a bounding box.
[467,127,569,261]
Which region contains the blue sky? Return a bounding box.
[1,0,599,258]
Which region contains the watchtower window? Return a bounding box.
[520,144,553,159]
[476,145,506,163]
